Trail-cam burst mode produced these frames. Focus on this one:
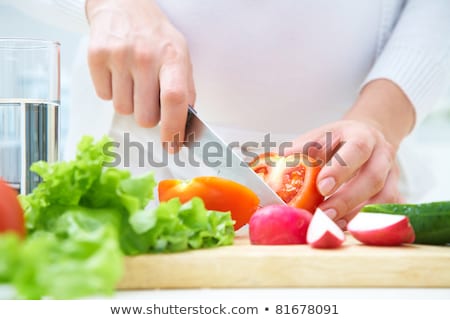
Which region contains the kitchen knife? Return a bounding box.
[184,106,285,206]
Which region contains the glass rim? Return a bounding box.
[0,38,60,49]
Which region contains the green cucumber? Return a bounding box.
[361,201,450,245]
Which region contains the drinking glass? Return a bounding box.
[0,38,60,194]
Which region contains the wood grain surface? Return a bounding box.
[118,234,450,289]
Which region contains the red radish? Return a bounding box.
[249,205,312,245]
[347,212,415,246]
[307,208,345,248]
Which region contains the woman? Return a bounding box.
[9,0,450,228]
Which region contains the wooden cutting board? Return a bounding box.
[117,234,450,289]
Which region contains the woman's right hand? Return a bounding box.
[86,0,195,145]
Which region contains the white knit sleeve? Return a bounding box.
[1,0,88,33]
[362,0,450,124]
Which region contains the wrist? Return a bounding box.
[85,0,100,19]
[85,0,111,23]
[86,0,162,25]
[344,79,416,149]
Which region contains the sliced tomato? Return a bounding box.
[249,152,323,214]
[0,178,26,237]
[158,176,260,230]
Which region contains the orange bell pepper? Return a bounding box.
[158,176,260,230]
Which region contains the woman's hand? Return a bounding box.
[85,0,195,145]
[286,120,400,229]
[286,79,415,228]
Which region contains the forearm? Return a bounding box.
[343,79,415,150]
[361,0,450,125]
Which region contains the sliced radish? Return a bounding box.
[249,205,312,245]
[347,212,415,246]
[307,208,345,249]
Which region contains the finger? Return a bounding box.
[365,163,401,204]
[284,125,343,167]
[336,201,369,231]
[338,166,401,228]
[319,144,393,222]
[88,44,112,100]
[159,61,190,149]
[317,133,376,196]
[132,59,160,127]
[186,54,196,106]
[111,70,134,115]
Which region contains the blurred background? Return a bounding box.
[1,2,449,201]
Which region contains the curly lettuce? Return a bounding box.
[0,136,234,299]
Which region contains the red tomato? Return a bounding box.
[158,176,260,230]
[0,178,26,237]
[249,152,323,214]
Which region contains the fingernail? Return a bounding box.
[318,177,336,196]
[324,208,337,220]
[336,219,347,230]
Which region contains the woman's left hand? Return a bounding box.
[285,119,401,229]
[285,79,416,229]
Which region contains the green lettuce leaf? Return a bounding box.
[129,197,234,253]
[0,233,21,283]
[20,136,158,255]
[13,226,122,300]
[0,135,234,299]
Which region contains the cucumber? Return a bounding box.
[361,201,450,245]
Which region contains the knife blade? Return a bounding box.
[184,106,285,206]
